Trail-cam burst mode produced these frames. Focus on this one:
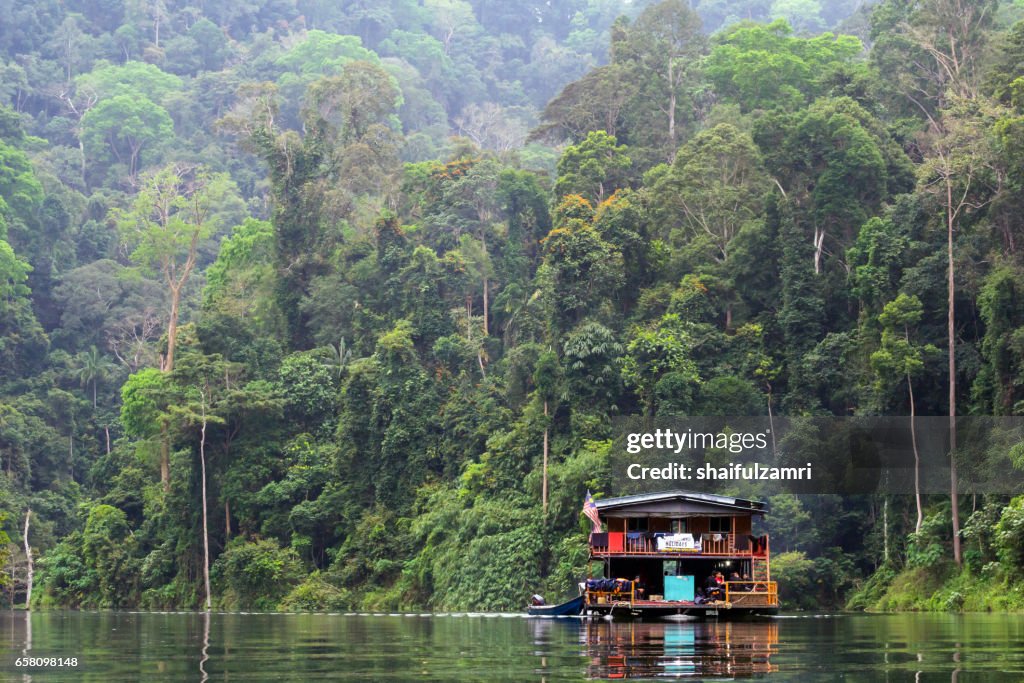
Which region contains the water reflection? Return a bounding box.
[582,620,778,679]
[3,611,1024,680]
[198,610,210,682]
[22,610,32,683]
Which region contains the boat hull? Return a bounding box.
[527,595,585,616]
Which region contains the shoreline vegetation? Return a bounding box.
[4,0,1024,615]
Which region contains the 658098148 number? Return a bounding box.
[14,657,79,667]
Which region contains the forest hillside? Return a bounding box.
[3,0,1024,612]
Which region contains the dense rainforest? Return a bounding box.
[4,0,1024,613]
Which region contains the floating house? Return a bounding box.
[585,491,779,619]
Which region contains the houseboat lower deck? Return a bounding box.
[584,580,779,620]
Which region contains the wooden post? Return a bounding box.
[23,508,32,610]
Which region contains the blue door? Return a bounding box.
[664,575,694,601]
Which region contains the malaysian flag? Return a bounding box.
[583,490,602,532]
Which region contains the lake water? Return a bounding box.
[3,610,1024,681]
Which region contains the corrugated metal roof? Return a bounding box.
[593,490,767,513]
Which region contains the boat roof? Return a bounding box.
[594,490,767,515]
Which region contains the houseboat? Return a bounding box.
[584,490,779,620]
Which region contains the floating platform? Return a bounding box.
[585,599,778,621]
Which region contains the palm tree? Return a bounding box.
[76,345,115,408]
[327,337,353,380]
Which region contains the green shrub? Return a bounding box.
[846,563,897,611]
[907,511,949,569]
[35,532,98,608]
[213,538,304,610]
[996,496,1024,568]
[82,504,139,606]
[873,567,945,611]
[279,572,351,611]
[771,551,816,609]
[962,501,1003,571]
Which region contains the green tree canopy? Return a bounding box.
[80,94,174,180]
[553,130,631,204]
[706,19,862,112]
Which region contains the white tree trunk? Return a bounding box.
[542,400,549,517]
[200,395,212,611]
[908,375,923,534]
[482,277,489,337]
[667,59,677,154]
[813,228,825,275]
[23,509,33,610]
[947,176,962,566]
[883,497,889,565]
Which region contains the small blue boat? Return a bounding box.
[527,594,584,616]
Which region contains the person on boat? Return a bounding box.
[633,575,646,599]
[704,574,724,601]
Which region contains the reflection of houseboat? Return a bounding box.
[584,620,779,678]
[585,491,779,620]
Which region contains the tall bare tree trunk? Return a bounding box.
[225,499,231,540]
[947,177,962,566]
[667,60,676,153]
[908,374,923,535]
[883,497,889,565]
[23,509,32,610]
[79,136,86,187]
[166,285,181,373]
[482,277,489,337]
[200,394,211,611]
[160,422,170,492]
[813,228,825,275]
[159,285,182,492]
[542,400,549,518]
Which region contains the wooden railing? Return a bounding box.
[701,533,734,555]
[625,533,655,554]
[590,532,769,557]
[724,581,778,607]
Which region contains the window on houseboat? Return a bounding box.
[670,519,687,533]
[626,517,648,532]
[709,517,731,533]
